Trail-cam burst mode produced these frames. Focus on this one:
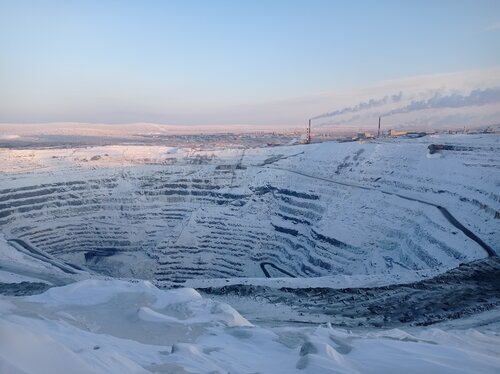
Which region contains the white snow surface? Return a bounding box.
[0,233,90,285]
[1,279,500,374]
[0,134,498,287]
[0,135,499,373]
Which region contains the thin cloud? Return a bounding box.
[484,21,500,32]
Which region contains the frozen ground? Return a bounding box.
[1,278,500,374]
[0,134,497,283]
[0,133,499,372]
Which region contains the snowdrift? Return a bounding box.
[1,279,499,374]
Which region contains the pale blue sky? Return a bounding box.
[1,0,499,125]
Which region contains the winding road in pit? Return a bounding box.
[7,239,81,274]
[260,165,496,258]
[4,161,495,282]
[260,262,297,278]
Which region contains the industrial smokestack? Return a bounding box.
[377,116,381,138]
[307,119,311,144]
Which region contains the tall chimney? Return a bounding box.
[307,119,311,144]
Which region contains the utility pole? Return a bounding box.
[306,119,311,144]
[377,116,381,138]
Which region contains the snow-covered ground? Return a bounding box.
[0,134,499,373]
[0,134,497,286]
[1,278,500,374]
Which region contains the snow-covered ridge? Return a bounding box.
[1,278,499,373]
[0,134,498,286]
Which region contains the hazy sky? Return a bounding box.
[1,0,499,127]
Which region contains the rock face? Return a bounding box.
[0,135,498,283]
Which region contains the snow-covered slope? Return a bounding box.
[1,279,499,374]
[0,134,498,286]
[0,233,91,294]
[0,134,499,373]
